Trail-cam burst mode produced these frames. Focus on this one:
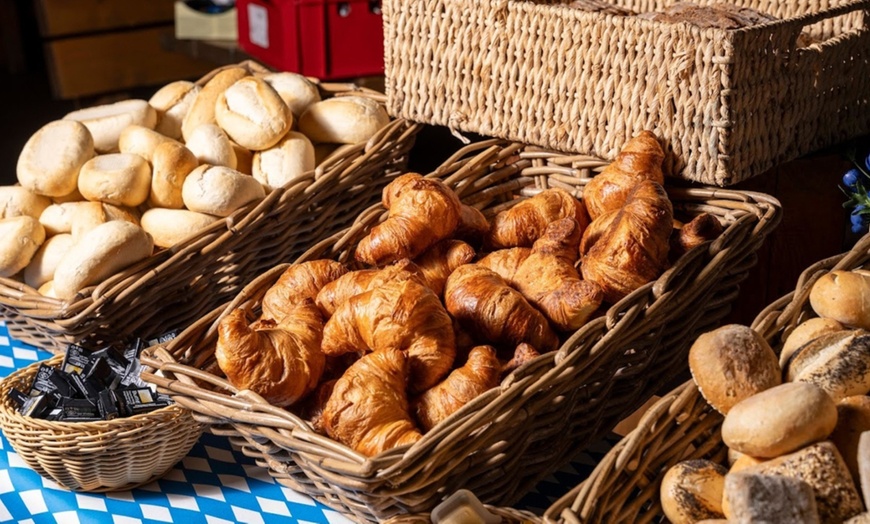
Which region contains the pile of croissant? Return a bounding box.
[214,131,724,457]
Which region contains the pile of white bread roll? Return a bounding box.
[2,65,390,301]
[660,269,870,524]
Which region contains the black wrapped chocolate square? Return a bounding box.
[97,390,120,420]
[120,358,147,389]
[125,338,145,362]
[20,393,59,419]
[118,387,166,416]
[7,388,27,408]
[83,358,120,390]
[59,398,100,421]
[61,344,92,375]
[91,346,128,376]
[30,365,75,398]
[68,372,101,400]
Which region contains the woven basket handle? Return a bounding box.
[754,0,870,47]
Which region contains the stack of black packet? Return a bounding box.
[7,331,179,422]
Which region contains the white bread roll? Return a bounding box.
[252,131,315,190]
[53,221,153,300]
[215,76,292,150]
[781,316,845,367]
[182,165,265,217]
[181,66,249,142]
[118,124,180,162]
[39,202,86,235]
[0,186,52,220]
[262,72,321,118]
[185,124,237,169]
[149,141,199,209]
[231,141,253,175]
[24,233,75,289]
[0,216,45,278]
[148,80,201,140]
[78,153,151,207]
[811,271,870,329]
[69,201,140,242]
[51,185,85,204]
[17,120,95,197]
[298,95,389,144]
[660,460,727,524]
[141,208,220,248]
[38,280,58,298]
[64,99,157,153]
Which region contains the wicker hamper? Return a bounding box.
[0,60,420,354]
[383,0,870,186]
[141,139,781,522]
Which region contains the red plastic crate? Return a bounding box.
[237,0,384,80]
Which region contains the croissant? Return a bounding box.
[261,260,347,321]
[581,180,674,303]
[412,345,501,431]
[668,212,724,263]
[501,343,541,377]
[579,209,618,257]
[355,173,463,266]
[298,378,336,434]
[315,260,429,317]
[215,301,325,407]
[486,188,590,249]
[413,240,476,296]
[321,278,456,393]
[322,348,423,456]
[445,264,559,356]
[583,131,666,220]
[454,204,490,246]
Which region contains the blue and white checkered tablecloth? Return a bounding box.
[0,321,616,524]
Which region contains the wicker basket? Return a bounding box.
[549,234,870,523]
[0,60,420,354]
[383,0,870,186]
[141,139,781,522]
[0,354,203,491]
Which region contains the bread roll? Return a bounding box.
[781,317,846,367]
[24,233,74,289]
[140,208,220,248]
[298,96,390,144]
[830,395,870,482]
[39,202,86,235]
[38,280,57,298]
[17,120,95,197]
[148,141,199,209]
[688,324,780,415]
[78,153,151,207]
[118,124,179,162]
[230,141,253,175]
[181,66,248,142]
[70,201,140,242]
[0,186,52,220]
[0,216,45,278]
[53,221,153,299]
[215,76,292,150]
[148,80,200,140]
[790,331,870,401]
[785,330,857,381]
[660,460,727,524]
[729,453,764,474]
[185,124,237,169]
[64,99,157,153]
[847,513,870,524]
[252,131,315,190]
[262,72,321,118]
[723,473,819,524]
[811,271,870,329]
[182,165,265,217]
[722,382,837,458]
[51,185,84,204]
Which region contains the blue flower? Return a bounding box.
[865,151,870,173]
[844,168,861,189]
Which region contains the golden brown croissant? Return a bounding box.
[261,260,347,321]
[454,204,490,246]
[412,345,501,431]
[355,173,463,266]
[583,131,666,220]
[579,209,618,257]
[315,260,429,317]
[297,378,336,434]
[445,264,559,356]
[413,240,476,296]
[581,180,674,303]
[486,188,590,250]
[215,301,325,407]
[501,343,541,377]
[321,278,456,393]
[668,212,724,263]
[322,348,423,456]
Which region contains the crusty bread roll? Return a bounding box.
[811,271,870,329]
[261,72,321,118]
[53,221,153,300]
[118,124,179,162]
[64,99,157,153]
[185,124,237,169]
[148,141,199,209]
[78,153,151,207]
[298,96,390,144]
[722,382,837,458]
[215,76,292,150]
[70,201,140,242]
[0,186,52,220]
[252,131,315,190]
[688,324,780,415]
[39,202,84,235]
[182,165,266,217]
[722,472,819,524]
[17,120,95,197]
[24,233,74,289]
[140,208,220,248]
[781,317,845,367]
[181,66,249,142]
[0,216,45,278]
[788,330,870,402]
[660,460,727,524]
[148,80,201,140]
[230,141,253,175]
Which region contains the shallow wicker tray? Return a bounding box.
[141,139,781,522]
[0,60,420,354]
[0,354,203,492]
[384,0,870,186]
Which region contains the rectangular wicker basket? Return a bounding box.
[0,60,420,354]
[142,139,781,522]
[383,0,870,186]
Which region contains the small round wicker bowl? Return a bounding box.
[0,354,204,491]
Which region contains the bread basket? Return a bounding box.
[0,59,420,354]
[141,139,781,522]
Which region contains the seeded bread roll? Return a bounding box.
[148,80,201,140]
[140,208,220,248]
[181,66,249,142]
[262,72,321,118]
[0,186,52,220]
[789,331,870,402]
[252,131,315,190]
[78,153,151,207]
[215,76,292,150]
[781,317,846,367]
[148,141,199,209]
[64,99,157,153]
[811,271,870,330]
[660,460,727,524]
[723,473,819,524]
[17,120,95,197]
[185,124,237,169]
[298,96,390,144]
[118,125,179,162]
[24,233,74,289]
[830,395,870,483]
[182,165,265,217]
[785,330,857,381]
[0,216,45,277]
